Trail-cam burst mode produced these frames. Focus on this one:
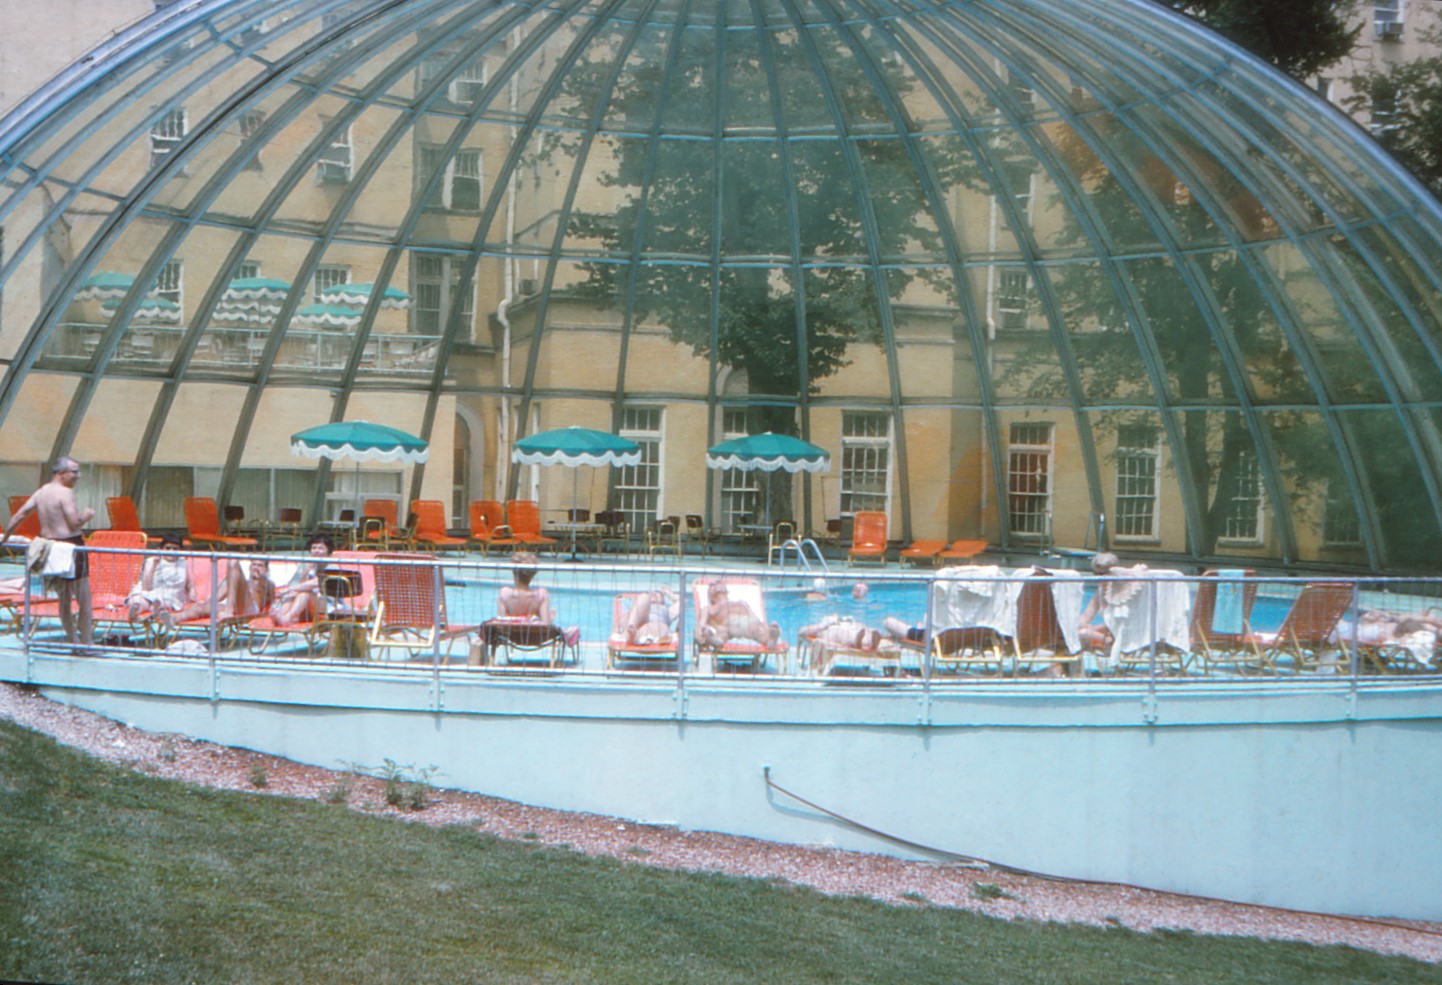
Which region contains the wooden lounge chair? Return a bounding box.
[183,497,258,550]
[931,626,1008,676]
[937,539,988,565]
[505,499,558,550]
[367,553,477,661]
[607,592,681,670]
[692,577,785,673]
[105,495,162,547]
[847,511,888,566]
[799,624,904,679]
[410,500,467,552]
[1001,572,1082,677]
[899,539,946,566]
[1192,569,1257,673]
[1244,581,1354,674]
[467,501,520,554]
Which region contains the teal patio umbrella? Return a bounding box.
[73,271,137,302]
[319,282,411,309]
[291,420,429,520]
[293,302,364,329]
[705,432,831,531]
[512,426,641,558]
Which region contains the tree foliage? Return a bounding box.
[1163,0,1361,78]
[1345,22,1442,196]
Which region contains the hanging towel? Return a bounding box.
[1213,569,1247,634]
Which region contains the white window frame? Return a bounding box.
[412,254,475,334]
[996,269,1031,331]
[718,409,758,532]
[1007,421,1053,540]
[1374,0,1404,36]
[155,259,183,314]
[617,406,663,532]
[419,146,483,211]
[312,265,350,302]
[237,109,265,170]
[451,58,487,103]
[1113,425,1160,543]
[839,411,892,517]
[150,107,186,171]
[236,260,261,280]
[1322,481,1362,548]
[317,121,353,184]
[1218,452,1265,545]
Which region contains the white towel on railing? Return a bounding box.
[1103,569,1192,662]
[930,566,1020,635]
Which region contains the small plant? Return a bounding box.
[247,764,268,788]
[324,775,354,805]
[900,890,928,904]
[375,759,439,812]
[971,882,1018,902]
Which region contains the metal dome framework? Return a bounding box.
[1,0,1441,569]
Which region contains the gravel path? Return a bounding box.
[3,681,1438,963]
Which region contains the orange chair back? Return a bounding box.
[477,500,504,528]
[107,496,144,532]
[363,499,399,527]
[1014,575,1067,655]
[1277,582,1354,646]
[184,497,222,537]
[7,495,40,539]
[83,530,148,602]
[410,500,449,538]
[506,499,543,536]
[851,511,887,549]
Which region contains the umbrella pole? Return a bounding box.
[570,468,580,561]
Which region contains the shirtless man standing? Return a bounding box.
[1,457,96,645]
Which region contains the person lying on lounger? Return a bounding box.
[799,611,885,652]
[697,581,780,648]
[624,586,680,645]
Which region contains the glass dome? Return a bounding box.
[2,0,1441,571]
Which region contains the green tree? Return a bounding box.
[1163,0,1360,78]
[1344,22,1442,195]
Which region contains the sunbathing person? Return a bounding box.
[271,534,332,626]
[1076,552,1148,651]
[497,551,554,623]
[127,534,202,626]
[220,556,275,620]
[623,586,680,644]
[697,581,780,648]
[800,612,884,652]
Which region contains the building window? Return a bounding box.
[617,406,663,533]
[150,108,186,170]
[155,260,183,313]
[419,146,482,211]
[840,411,891,516]
[1005,68,1034,110]
[1370,87,1401,136]
[1323,482,1362,547]
[1113,425,1159,541]
[317,121,352,183]
[719,409,757,532]
[1004,161,1034,217]
[996,269,1031,331]
[1220,452,1264,543]
[451,58,487,103]
[235,260,261,280]
[1375,0,1404,39]
[1007,421,1052,538]
[237,109,265,170]
[312,265,350,302]
[412,254,474,334]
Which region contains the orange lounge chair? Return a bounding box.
[105,495,162,547]
[410,500,467,552]
[368,553,478,661]
[899,539,946,566]
[607,592,681,669]
[1244,581,1354,674]
[241,549,379,655]
[154,553,248,649]
[467,501,520,554]
[505,499,558,550]
[692,577,786,672]
[847,511,888,566]
[5,495,41,547]
[1192,569,1257,672]
[994,570,1082,677]
[359,499,413,551]
[937,539,988,565]
[183,497,258,550]
[25,531,148,638]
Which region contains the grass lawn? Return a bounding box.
[1,718,1437,985]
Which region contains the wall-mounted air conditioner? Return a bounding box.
[519,278,538,295]
[1376,19,1404,40]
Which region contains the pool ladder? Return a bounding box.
[775,538,830,582]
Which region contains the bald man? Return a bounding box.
[2,457,96,645]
